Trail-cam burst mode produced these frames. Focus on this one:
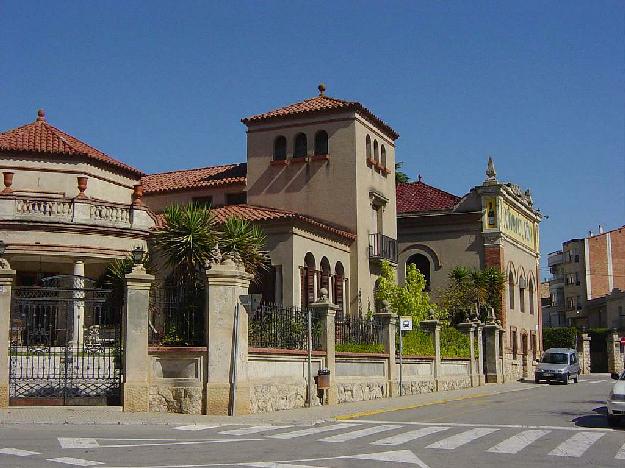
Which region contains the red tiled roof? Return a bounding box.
[155,204,355,242]
[0,110,144,177]
[396,181,461,214]
[142,163,247,194]
[242,92,399,140]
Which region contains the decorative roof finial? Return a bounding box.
[485,156,497,185]
[318,83,326,96]
[36,109,46,122]
[418,174,423,182]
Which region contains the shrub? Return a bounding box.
[398,326,471,358]
[542,327,577,350]
[336,342,385,354]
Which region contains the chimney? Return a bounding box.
[599,225,604,234]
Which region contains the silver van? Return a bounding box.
[534,348,580,384]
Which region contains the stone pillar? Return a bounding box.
[476,324,485,385]
[0,263,16,408]
[458,322,478,387]
[71,260,85,347]
[499,329,507,383]
[421,320,441,390]
[579,333,591,375]
[483,323,503,383]
[310,291,339,405]
[123,265,154,412]
[607,332,624,375]
[204,256,253,415]
[376,311,397,396]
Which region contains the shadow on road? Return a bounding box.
[572,405,624,430]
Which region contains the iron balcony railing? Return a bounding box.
[369,233,398,263]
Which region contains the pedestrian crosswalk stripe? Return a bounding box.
[0,448,40,456]
[615,441,625,459]
[220,425,292,436]
[47,457,104,466]
[548,431,604,457]
[320,424,401,443]
[371,426,451,446]
[269,423,359,440]
[426,427,499,450]
[487,430,551,454]
[174,424,222,431]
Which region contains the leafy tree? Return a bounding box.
[218,217,268,277]
[395,162,410,185]
[374,260,444,322]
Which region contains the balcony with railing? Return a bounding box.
[548,251,564,267]
[368,233,398,263]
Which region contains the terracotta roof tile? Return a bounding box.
[0,110,144,177]
[242,92,399,140]
[154,204,355,242]
[142,163,247,194]
[396,180,460,214]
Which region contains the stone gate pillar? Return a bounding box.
[204,255,253,415]
[0,261,16,408]
[579,333,591,375]
[420,320,441,390]
[476,324,485,385]
[123,264,154,412]
[607,332,624,375]
[375,308,397,396]
[483,323,503,383]
[458,322,478,387]
[310,289,339,405]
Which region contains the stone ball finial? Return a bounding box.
[318,83,326,96]
[319,287,329,301]
[36,109,46,121]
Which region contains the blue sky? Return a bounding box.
[2,1,623,278]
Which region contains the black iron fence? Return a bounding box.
[335,314,385,352]
[368,233,398,263]
[249,303,323,350]
[149,281,205,346]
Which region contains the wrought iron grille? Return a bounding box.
[335,314,384,348]
[149,280,205,346]
[249,303,323,351]
[9,276,122,405]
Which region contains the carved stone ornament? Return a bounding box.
[485,156,497,183]
[319,287,329,302]
[0,258,11,269]
[207,244,223,267]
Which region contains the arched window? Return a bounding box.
[381,145,387,168]
[366,135,372,161]
[301,252,316,306]
[519,276,526,313]
[406,253,431,291]
[320,257,331,297]
[333,262,345,314]
[508,272,515,310]
[273,136,287,161]
[373,140,379,164]
[294,133,307,158]
[529,278,535,315]
[314,130,328,156]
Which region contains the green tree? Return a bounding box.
[374,260,444,322]
[218,217,268,277]
[395,162,410,185]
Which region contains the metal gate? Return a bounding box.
[9,275,123,406]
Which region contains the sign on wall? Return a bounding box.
[498,201,538,252]
[400,316,413,331]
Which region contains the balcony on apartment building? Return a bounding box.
[369,233,398,263]
[549,275,565,288]
[548,251,564,267]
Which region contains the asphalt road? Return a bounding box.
[0,376,622,468]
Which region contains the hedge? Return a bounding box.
[399,326,472,358]
[336,342,385,354]
[542,327,577,350]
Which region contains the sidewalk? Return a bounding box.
[0,381,538,426]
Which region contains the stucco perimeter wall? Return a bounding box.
[248,350,324,414]
[335,354,389,403]
[392,358,472,395]
[148,348,205,414]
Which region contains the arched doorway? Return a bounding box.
[406,253,431,290]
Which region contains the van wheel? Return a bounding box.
[563,373,569,385]
[573,374,579,383]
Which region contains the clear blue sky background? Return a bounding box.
[2,1,623,279]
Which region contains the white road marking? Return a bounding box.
[0,448,40,456]
[59,438,100,449]
[487,429,551,454]
[353,419,614,432]
[242,464,325,468]
[615,441,625,459]
[342,449,430,466]
[548,431,605,457]
[372,426,451,446]
[219,425,292,436]
[320,424,400,443]
[588,380,605,384]
[174,424,222,431]
[268,423,359,439]
[47,457,104,466]
[426,427,499,450]
[94,438,263,448]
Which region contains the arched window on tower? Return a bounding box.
[273,136,287,161]
[373,140,379,165]
[508,272,515,310]
[406,253,431,291]
[529,278,535,315]
[314,130,328,156]
[366,135,372,161]
[381,145,387,168]
[294,133,307,158]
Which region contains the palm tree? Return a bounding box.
[217,217,268,277]
[395,162,410,184]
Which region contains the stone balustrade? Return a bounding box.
[89,203,131,225]
[15,198,73,219]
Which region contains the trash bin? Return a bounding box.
[316,368,331,389]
